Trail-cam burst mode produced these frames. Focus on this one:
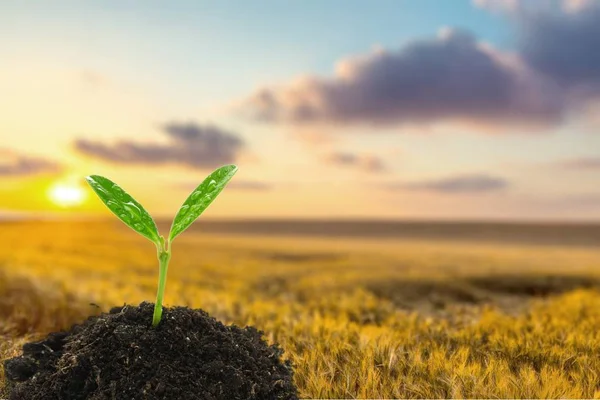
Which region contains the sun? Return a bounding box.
[48,182,87,208]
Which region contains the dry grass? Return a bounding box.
[1,220,600,398]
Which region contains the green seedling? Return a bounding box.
[85,164,238,327]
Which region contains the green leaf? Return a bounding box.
[169,164,238,242]
[85,175,160,244]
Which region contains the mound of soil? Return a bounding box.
[4,302,298,400]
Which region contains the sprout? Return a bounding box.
[86,164,238,327]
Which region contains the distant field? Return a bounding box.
[2,220,600,398]
[156,219,600,247]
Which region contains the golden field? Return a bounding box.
[1,220,600,398]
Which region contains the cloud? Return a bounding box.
[239,27,563,129]
[0,149,62,177]
[475,0,600,94]
[239,1,600,132]
[385,174,509,194]
[559,157,600,169]
[516,1,600,92]
[74,121,245,169]
[324,152,387,172]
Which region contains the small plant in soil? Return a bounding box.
[86,164,239,327]
[4,165,299,400]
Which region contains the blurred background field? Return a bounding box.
[2,219,600,398]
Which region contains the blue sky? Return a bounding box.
[1,0,599,220]
[0,0,511,107]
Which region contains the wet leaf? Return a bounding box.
[85,175,160,244]
[169,164,238,242]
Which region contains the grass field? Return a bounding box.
[2,220,600,398]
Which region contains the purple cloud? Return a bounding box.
[517,1,600,92]
[240,2,600,131]
[74,121,245,169]
[0,150,62,177]
[386,174,509,194]
[240,28,563,129]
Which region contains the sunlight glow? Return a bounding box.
[48,183,86,208]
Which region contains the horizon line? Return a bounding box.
[1,213,599,226]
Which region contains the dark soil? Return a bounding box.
[4,302,298,400]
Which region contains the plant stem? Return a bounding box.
[152,239,171,327]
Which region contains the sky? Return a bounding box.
[1,0,599,221]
